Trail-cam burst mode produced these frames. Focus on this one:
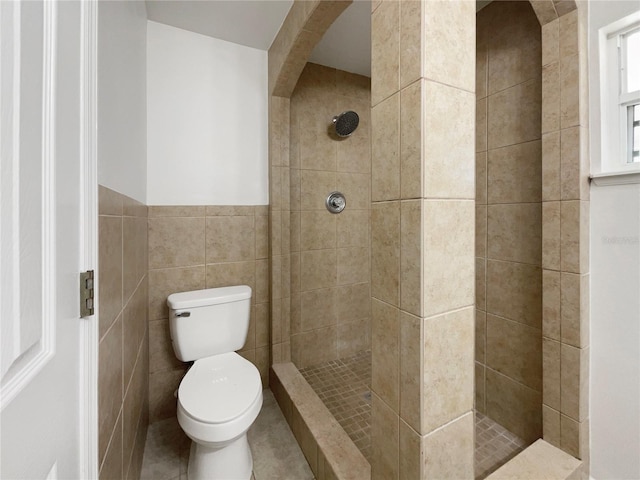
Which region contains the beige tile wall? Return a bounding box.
[370,1,476,478]
[269,95,292,365]
[98,186,149,480]
[477,0,590,463]
[539,4,590,462]
[476,1,543,444]
[147,205,270,422]
[289,63,372,368]
[267,0,589,474]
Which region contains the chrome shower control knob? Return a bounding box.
[330,196,344,209]
[326,192,346,214]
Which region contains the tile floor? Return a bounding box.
[139,356,527,480]
[299,349,529,479]
[140,389,314,480]
[474,412,528,479]
[299,350,372,461]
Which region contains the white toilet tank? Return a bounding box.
[167,286,252,362]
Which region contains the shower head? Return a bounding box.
[332,111,359,137]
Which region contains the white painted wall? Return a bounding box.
[97,1,147,203]
[590,184,640,480]
[589,2,640,479]
[146,21,268,206]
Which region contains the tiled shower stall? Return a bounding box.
[284,3,544,477]
[268,0,590,478]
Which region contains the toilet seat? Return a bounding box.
[178,352,262,425]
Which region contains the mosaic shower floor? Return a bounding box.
[299,350,372,460]
[474,411,528,478]
[299,350,528,479]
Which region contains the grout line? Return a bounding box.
[484,366,542,394]
[483,311,543,333]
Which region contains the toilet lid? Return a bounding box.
[178,352,262,424]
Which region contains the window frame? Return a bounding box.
[600,16,640,173]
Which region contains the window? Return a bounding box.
[629,104,640,163]
[600,15,640,172]
[620,26,640,164]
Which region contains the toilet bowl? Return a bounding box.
[177,353,263,480]
[167,286,261,480]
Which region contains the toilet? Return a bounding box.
[167,285,263,480]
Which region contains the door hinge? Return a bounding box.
[80,270,95,317]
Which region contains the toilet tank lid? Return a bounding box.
[167,286,252,309]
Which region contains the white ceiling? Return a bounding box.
[146,1,487,79]
[308,0,371,77]
[145,0,372,76]
[145,0,294,51]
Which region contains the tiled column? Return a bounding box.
[370,1,475,478]
[270,95,292,364]
[539,3,590,462]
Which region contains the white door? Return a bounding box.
[1,1,97,478]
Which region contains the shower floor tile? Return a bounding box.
[298,350,529,478]
[475,411,528,479]
[299,350,372,461]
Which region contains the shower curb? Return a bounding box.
[486,439,583,480]
[270,362,371,480]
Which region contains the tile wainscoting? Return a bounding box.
[99,185,149,480]
[147,205,270,422]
